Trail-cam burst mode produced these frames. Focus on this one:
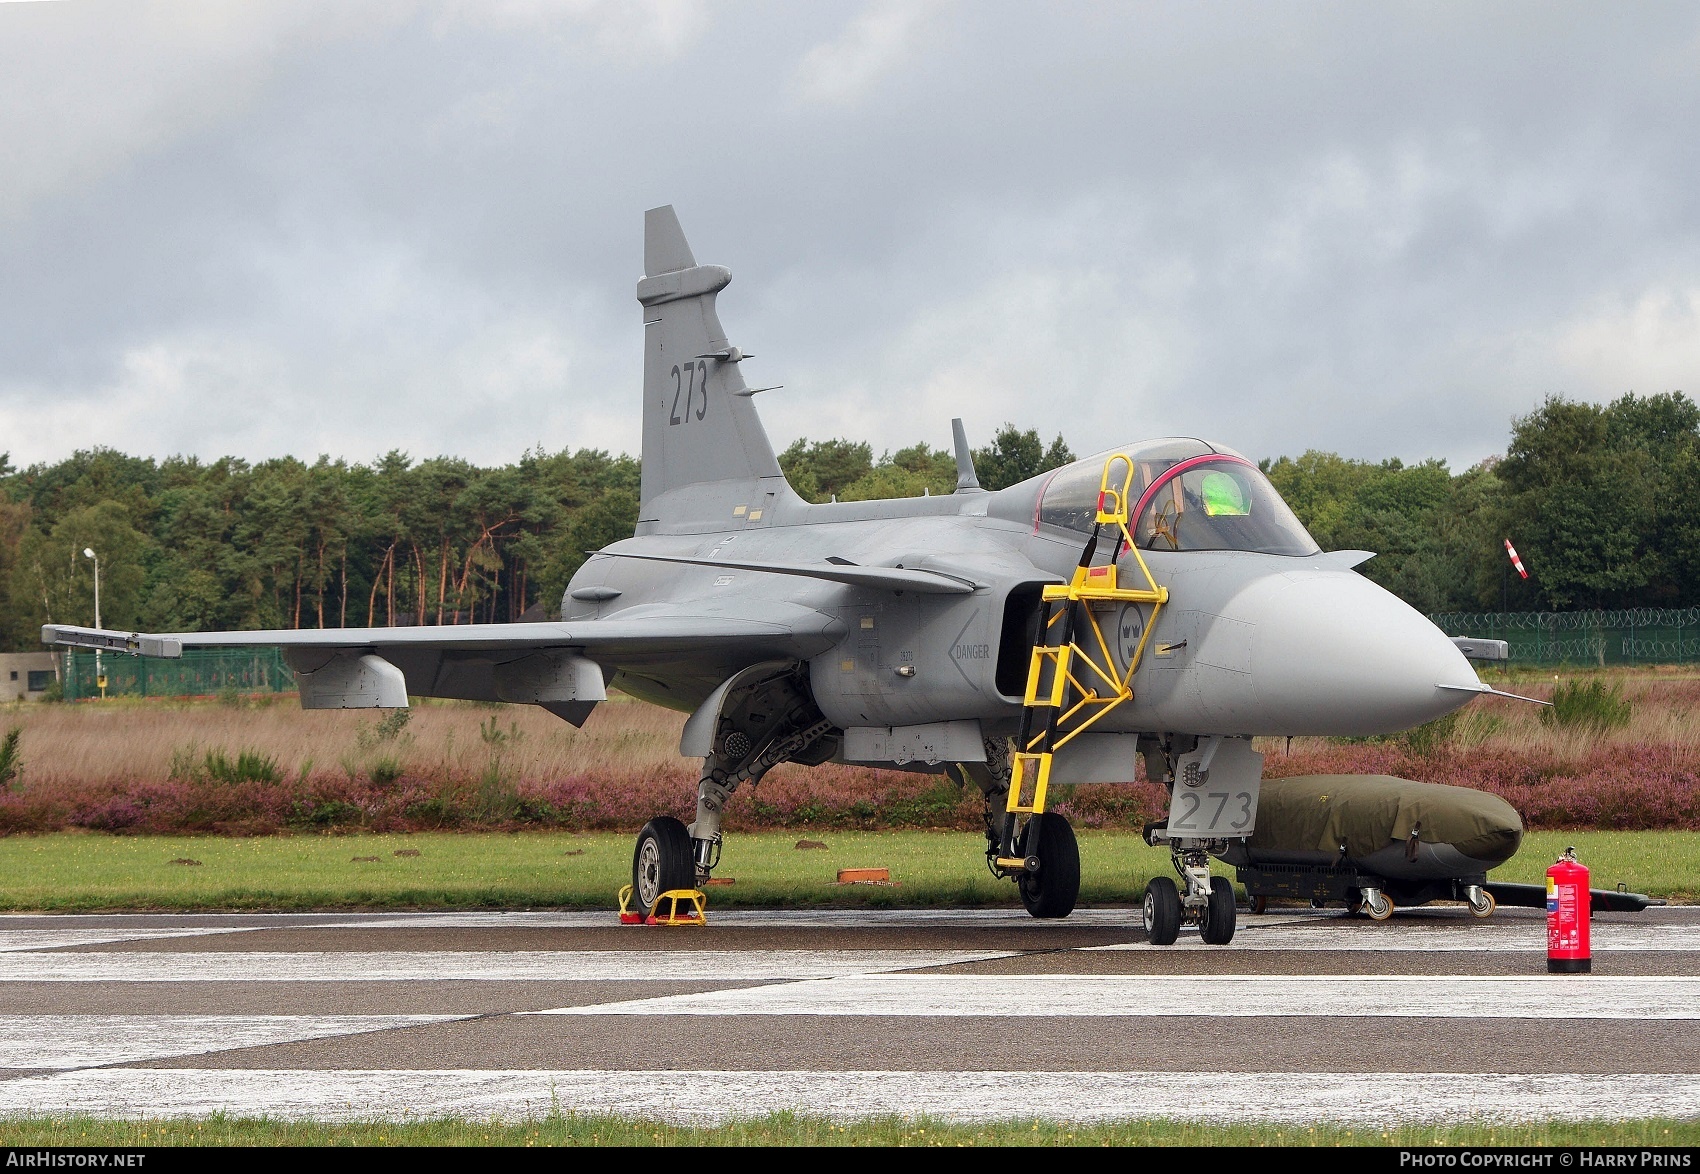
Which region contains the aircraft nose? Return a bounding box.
[1244,568,1481,736]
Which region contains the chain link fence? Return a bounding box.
[1431,608,1700,667]
[61,648,295,700]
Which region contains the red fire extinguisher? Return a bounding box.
[1547,847,1591,974]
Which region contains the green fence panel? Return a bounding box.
[1430,608,1700,667]
[62,648,296,700]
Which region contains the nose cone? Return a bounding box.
[1243,569,1481,736]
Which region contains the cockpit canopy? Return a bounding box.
[1035,438,1320,556]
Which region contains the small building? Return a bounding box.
[0,652,57,702]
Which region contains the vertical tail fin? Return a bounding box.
[637,206,783,526]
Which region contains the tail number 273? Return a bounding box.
[669,361,709,425]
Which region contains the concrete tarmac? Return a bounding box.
[0,904,1693,1124]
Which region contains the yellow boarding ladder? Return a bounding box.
[995,454,1169,871]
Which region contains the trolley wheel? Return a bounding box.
[1468,889,1497,919]
[1248,894,1268,915]
[1362,890,1395,922]
[1143,876,1182,946]
[1199,876,1237,946]
[632,816,695,912]
[1346,893,1364,915]
[1016,812,1080,919]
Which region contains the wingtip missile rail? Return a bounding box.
[42,625,182,659]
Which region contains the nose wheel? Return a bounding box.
[1143,876,1182,945]
[1199,875,1237,945]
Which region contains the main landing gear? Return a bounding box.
[629,665,834,909]
[1013,811,1081,919]
[966,742,1081,919]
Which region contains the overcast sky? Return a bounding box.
[2,0,1697,474]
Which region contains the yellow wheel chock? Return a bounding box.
[618,883,708,926]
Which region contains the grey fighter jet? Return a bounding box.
[43,206,1505,946]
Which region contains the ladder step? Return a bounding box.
[1006,751,1053,815]
[1023,645,1071,708]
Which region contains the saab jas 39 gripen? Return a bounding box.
[44,206,1525,945]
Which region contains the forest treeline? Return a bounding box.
[0,424,1071,651]
[0,393,1693,651]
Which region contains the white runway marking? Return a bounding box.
[536,973,1700,1019]
[0,907,1687,937]
[0,1015,461,1069]
[331,907,1694,936]
[1116,920,1700,952]
[0,950,1009,983]
[0,928,262,952]
[323,909,1148,930]
[0,1068,1694,1124]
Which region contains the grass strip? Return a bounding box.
[0,829,1691,911]
[0,1113,1695,1147]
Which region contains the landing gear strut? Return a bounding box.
[633,664,832,904]
[1159,841,1237,945]
[1139,734,1245,946]
[966,741,1082,920]
[1142,820,1237,946]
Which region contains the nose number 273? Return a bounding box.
[1169,787,1258,836]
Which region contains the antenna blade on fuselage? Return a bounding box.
[951,418,981,491]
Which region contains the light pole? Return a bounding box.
[83,548,105,699]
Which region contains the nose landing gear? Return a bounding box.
[1142,876,1181,944]
[1142,845,1236,945]
[1200,875,1237,944]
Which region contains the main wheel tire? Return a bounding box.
[632,816,695,911]
[1016,812,1080,919]
[1143,876,1182,946]
[1199,876,1237,945]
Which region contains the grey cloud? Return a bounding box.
[2,0,1698,473]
